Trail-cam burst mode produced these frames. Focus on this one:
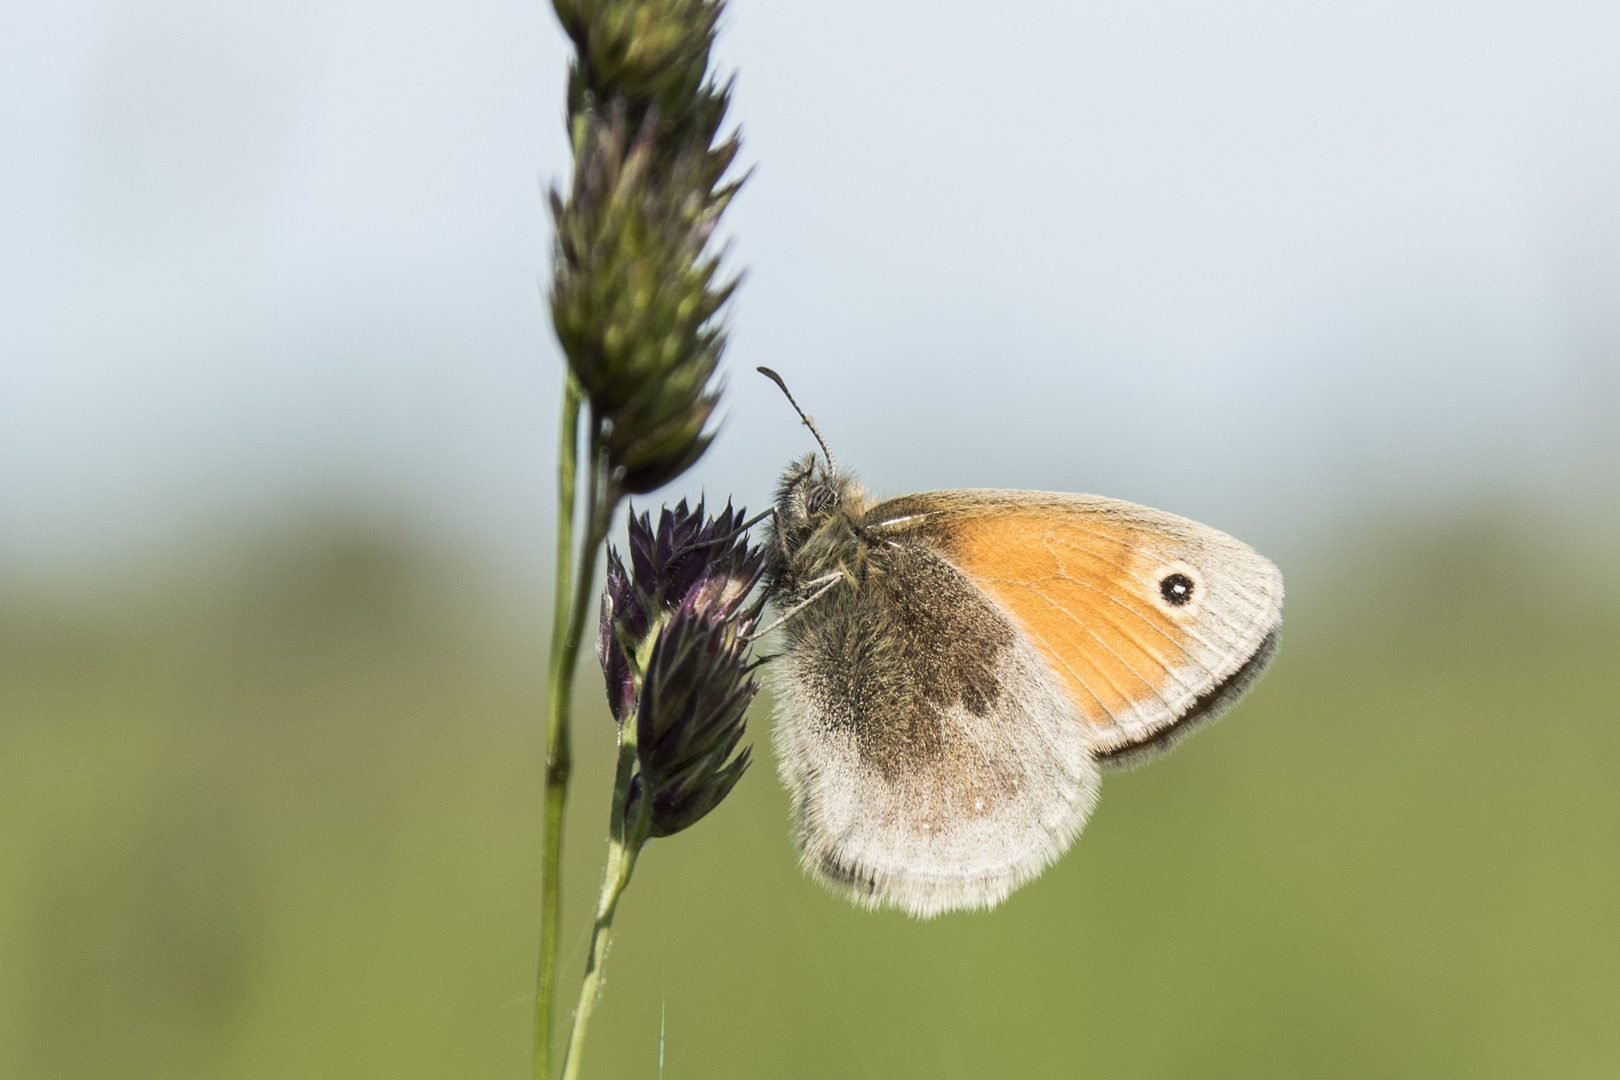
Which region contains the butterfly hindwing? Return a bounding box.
[768,535,1100,917]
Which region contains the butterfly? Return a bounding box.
[754,368,1284,917]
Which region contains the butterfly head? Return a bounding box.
[767,452,869,588]
[756,366,873,590]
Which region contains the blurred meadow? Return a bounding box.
[5,0,1620,1076]
[3,507,1619,1079]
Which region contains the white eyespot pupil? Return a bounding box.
[1160,572,1195,607]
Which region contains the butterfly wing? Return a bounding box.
[768,535,1100,917]
[865,490,1284,764]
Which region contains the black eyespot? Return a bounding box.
[805,484,833,513]
[1160,572,1195,607]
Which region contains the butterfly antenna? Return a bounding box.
[757,366,837,474]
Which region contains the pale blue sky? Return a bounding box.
[3,0,1617,579]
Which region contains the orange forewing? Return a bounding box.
[933,511,1192,728]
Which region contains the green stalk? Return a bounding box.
[560,708,650,1080]
[536,381,616,1080]
[534,376,582,1080]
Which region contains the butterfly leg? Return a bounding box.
[747,570,844,641]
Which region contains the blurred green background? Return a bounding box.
[4,507,1617,1080]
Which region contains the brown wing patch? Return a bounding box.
[932,511,1193,728]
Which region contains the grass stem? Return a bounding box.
[560,722,648,1080]
[536,379,615,1080]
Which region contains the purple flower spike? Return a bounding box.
[629,604,757,836]
[597,500,764,835]
[598,548,643,725]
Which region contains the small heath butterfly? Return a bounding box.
[754,368,1284,917]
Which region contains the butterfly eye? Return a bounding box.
[1159,572,1195,607]
[805,484,834,514]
